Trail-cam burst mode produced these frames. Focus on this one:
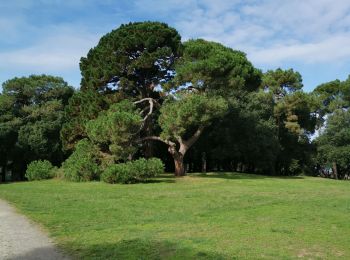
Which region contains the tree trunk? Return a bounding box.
[174,155,185,177]
[201,152,207,173]
[140,125,205,177]
[144,123,154,158]
[332,162,338,180]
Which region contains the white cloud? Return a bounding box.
[163,0,350,66]
[250,33,350,65]
[0,26,99,72]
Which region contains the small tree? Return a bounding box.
[61,139,101,182]
[85,100,142,164]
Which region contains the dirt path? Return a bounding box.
[0,199,69,260]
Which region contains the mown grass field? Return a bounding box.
[0,173,349,259]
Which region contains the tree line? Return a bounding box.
[1,21,349,182]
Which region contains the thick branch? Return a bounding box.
[183,125,206,151]
[138,136,175,147]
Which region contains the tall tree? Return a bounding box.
[197,90,279,174]
[0,75,73,180]
[262,68,317,175]
[139,39,261,176]
[316,109,350,179]
[66,22,183,156]
[313,75,350,178]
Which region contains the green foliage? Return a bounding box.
[25,160,55,181]
[199,90,279,174]
[260,69,318,175]
[169,39,261,94]
[61,139,101,182]
[101,158,164,184]
[312,75,350,178]
[0,75,74,180]
[316,109,350,178]
[60,89,106,151]
[144,158,165,177]
[274,91,317,135]
[159,93,228,141]
[80,21,182,97]
[18,100,65,157]
[262,68,303,99]
[313,75,350,120]
[86,100,142,162]
[2,74,73,106]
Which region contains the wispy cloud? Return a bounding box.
[165,0,350,66]
[250,34,350,65]
[0,26,99,72]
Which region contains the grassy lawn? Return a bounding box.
[0,173,349,259]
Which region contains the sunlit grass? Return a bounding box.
[0,173,349,259]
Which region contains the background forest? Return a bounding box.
[1,21,349,183]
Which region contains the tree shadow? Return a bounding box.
[144,178,176,184]
[69,238,229,259]
[189,172,305,180]
[10,239,230,259]
[8,246,69,260]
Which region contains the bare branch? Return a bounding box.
[134,97,157,105]
[134,98,155,121]
[133,98,159,134]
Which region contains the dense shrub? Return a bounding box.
[102,158,164,184]
[25,160,55,181]
[139,158,165,178]
[61,139,101,182]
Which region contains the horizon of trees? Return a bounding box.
[1,21,349,182]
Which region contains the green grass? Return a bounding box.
[0,173,349,259]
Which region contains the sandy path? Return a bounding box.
[0,199,69,260]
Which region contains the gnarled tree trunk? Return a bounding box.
[140,126,205,177]
[174,154,185,177]
[168,143,185,176]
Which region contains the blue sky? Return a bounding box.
[1,0,350,92]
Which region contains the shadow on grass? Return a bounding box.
[67,238,229,260]
[8,246,69,260]
[144,179,176,184]
[142,173,176,184]
[188,172,305,180]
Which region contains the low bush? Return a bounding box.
[25,160,55,181]
[61,139,101,182]
[101,158,164,184]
